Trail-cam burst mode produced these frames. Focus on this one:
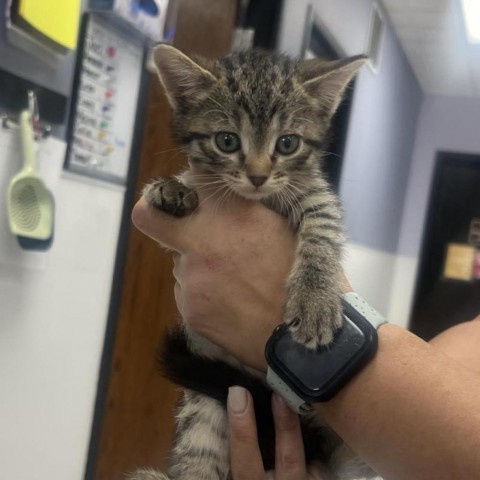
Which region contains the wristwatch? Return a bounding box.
[265,292,387,414]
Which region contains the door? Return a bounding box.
[410,152,480,340]
[87,2,238,479]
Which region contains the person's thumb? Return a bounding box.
[131,196,195,253]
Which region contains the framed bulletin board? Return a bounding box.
[65,13,146,184]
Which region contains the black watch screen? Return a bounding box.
[265,299,378,402]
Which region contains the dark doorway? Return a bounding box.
[410,152,480,340]
[300,5,355,191]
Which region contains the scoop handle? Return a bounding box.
[19,110,37,173]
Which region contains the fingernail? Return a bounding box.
[228,386,248,414]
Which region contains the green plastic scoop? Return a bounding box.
[7,110,54,240]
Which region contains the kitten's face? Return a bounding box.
[179,77,324,200]
[153,47,366,200]
[200,127,313,201]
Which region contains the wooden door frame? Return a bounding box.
[83,1,242,478]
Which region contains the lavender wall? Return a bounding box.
[278,0,423,254]
[340,23,422,253]
[398,95,480,259]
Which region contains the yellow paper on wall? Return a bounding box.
[443,243,475,281]
[18,0,81,50]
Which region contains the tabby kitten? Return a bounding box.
[129,45,374,480]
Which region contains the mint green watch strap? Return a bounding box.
[342,292,386,329]
[266,367,313,414]
[266,292,386,415]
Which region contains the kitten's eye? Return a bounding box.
[275,135,300,155]
[215,132,241,153]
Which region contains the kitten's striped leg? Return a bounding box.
[168,390,230,479]
[283,187,345,348]
[128,390,230,480]
[143,177,198,217]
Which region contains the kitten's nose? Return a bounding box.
[248,175,268,187]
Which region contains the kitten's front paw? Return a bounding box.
[125,468,170,480]
[143,178,198,217]
[285,282,343,349]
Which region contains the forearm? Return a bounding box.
[429,316,480,373]
[316,323,480,480]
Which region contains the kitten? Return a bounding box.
[128,46,375,480]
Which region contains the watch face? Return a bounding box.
[265,304,378,402]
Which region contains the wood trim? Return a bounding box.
[90,2,237,479]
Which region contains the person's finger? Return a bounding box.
[132,190,270,253]
[228,386,265,480]
[173,282,183,316]
[306,464,329,479]
[172,253,181,282]
[272,393,308,480]
[131,196,194,253]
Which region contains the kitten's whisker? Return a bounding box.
[203,109,230,120]
[186,175,224,181]
[180,184,229,229]
[286,185,312,213]
[187,180,227,188]
[187,173,223,178]
[285,181,306,196]
[196,184,230,211]
[186,174,224,182]
[189,184,228,196]
[320,151,341,158]
[207,98,234,119]
[287,181,335,222]
[288,180,319,203]
[278,188,297,222]
[190,184,229,200]
[295,117,315,125]
[274,191,285,213]
[152,147,183,157]
[211,184,234,217]
[288,105,310,117]
[211,185,235,218]
[282,185,304,224]
[277,191,290,217]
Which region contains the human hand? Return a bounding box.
[228,386,328,479]
[132,187,352,371]
[132,188,295,371]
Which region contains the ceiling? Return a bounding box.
[380,0,480,98]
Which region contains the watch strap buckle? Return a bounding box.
[266,367,313,415]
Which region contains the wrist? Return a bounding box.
[315,323,401,409]
[265,292,386,414]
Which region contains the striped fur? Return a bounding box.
[133,47,376,480]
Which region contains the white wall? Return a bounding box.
[278,0,372,58]
[0,138,124,479]
[0,0,125,474]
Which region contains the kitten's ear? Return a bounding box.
[152,44,217,109]
[298,55,367,117]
